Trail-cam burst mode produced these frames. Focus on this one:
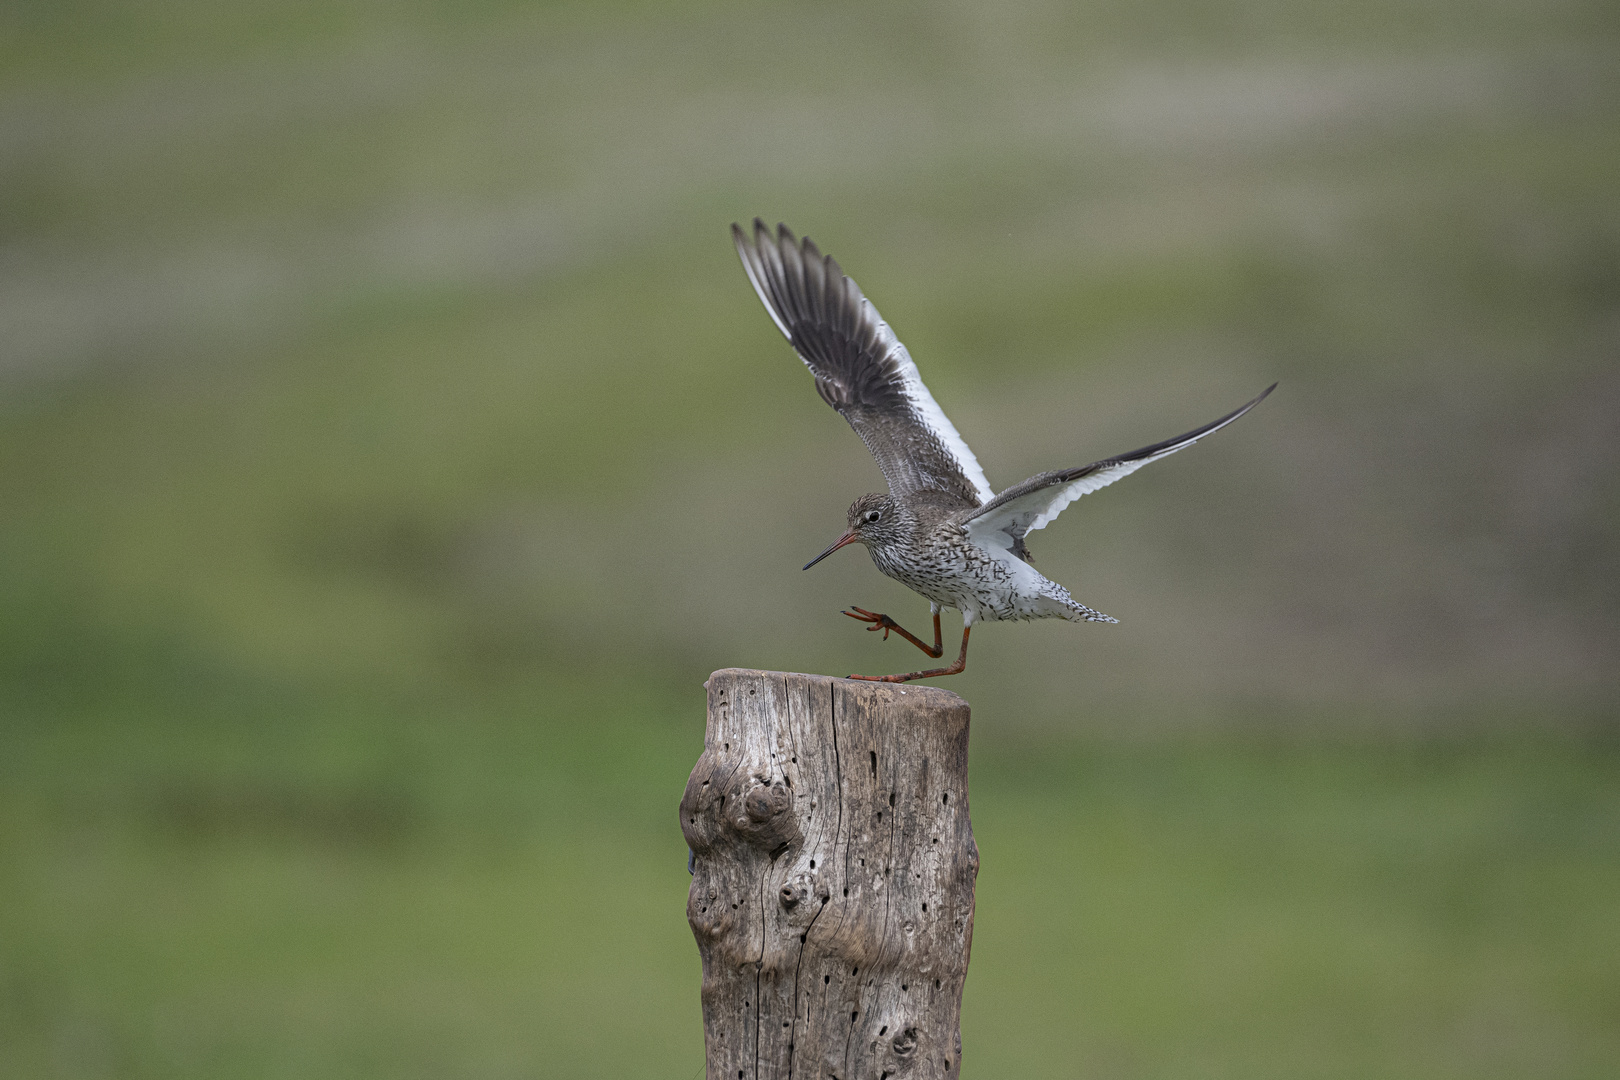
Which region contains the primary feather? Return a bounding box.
[962,383,1277,548]
[732,219,995,506]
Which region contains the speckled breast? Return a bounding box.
[869,527,1022,619]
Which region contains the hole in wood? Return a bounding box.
[889,793,895,807]
[869,750,876,777]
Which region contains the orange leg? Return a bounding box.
[848,626,970,683]
[843,606,943,658]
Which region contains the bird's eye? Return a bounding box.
[865,511,881,523]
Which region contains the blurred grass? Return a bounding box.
[5,677,1617,1077]
[2,678,707,1079]
[2,0,1618,1076]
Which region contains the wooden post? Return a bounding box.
[681,669,978,1080]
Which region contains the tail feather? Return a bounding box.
[1037,586,1117,624]
[1064,601,1117,624]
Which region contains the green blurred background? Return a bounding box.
[2,1,1617,1076]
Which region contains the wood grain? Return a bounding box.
[681,669,977,1080]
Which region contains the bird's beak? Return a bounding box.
[803,530,858,570]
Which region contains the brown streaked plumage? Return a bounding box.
[734,219,1275,683]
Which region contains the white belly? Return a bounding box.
[870,530,1076,624]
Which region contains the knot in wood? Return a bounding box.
[731,778,801,858]
[891,1027,919,1057]
[778,870,819,911]
[744,782,788,822]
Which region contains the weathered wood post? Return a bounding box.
[681,669,978,1080]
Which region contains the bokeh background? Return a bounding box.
[3,1,1618,1077]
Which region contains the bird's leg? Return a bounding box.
[843,606,943,658]
[848,626,970,683]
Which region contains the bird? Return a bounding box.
[732,219,1274,683]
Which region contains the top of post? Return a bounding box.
[703,668,968,711]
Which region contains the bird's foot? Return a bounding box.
[847,625,971,683]
[845,663,963,683]
[842,606,945,658]
[843,606,900,639]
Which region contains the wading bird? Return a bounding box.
[733,219,1273,683]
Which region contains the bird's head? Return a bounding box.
[802,493,903,570]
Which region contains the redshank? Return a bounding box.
[733,219,1274,683]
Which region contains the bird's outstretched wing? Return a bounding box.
[963,384,1276,546]
[732,219,994,506]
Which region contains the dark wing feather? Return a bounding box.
[732,219,994,506]
[964,384,1277,545]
